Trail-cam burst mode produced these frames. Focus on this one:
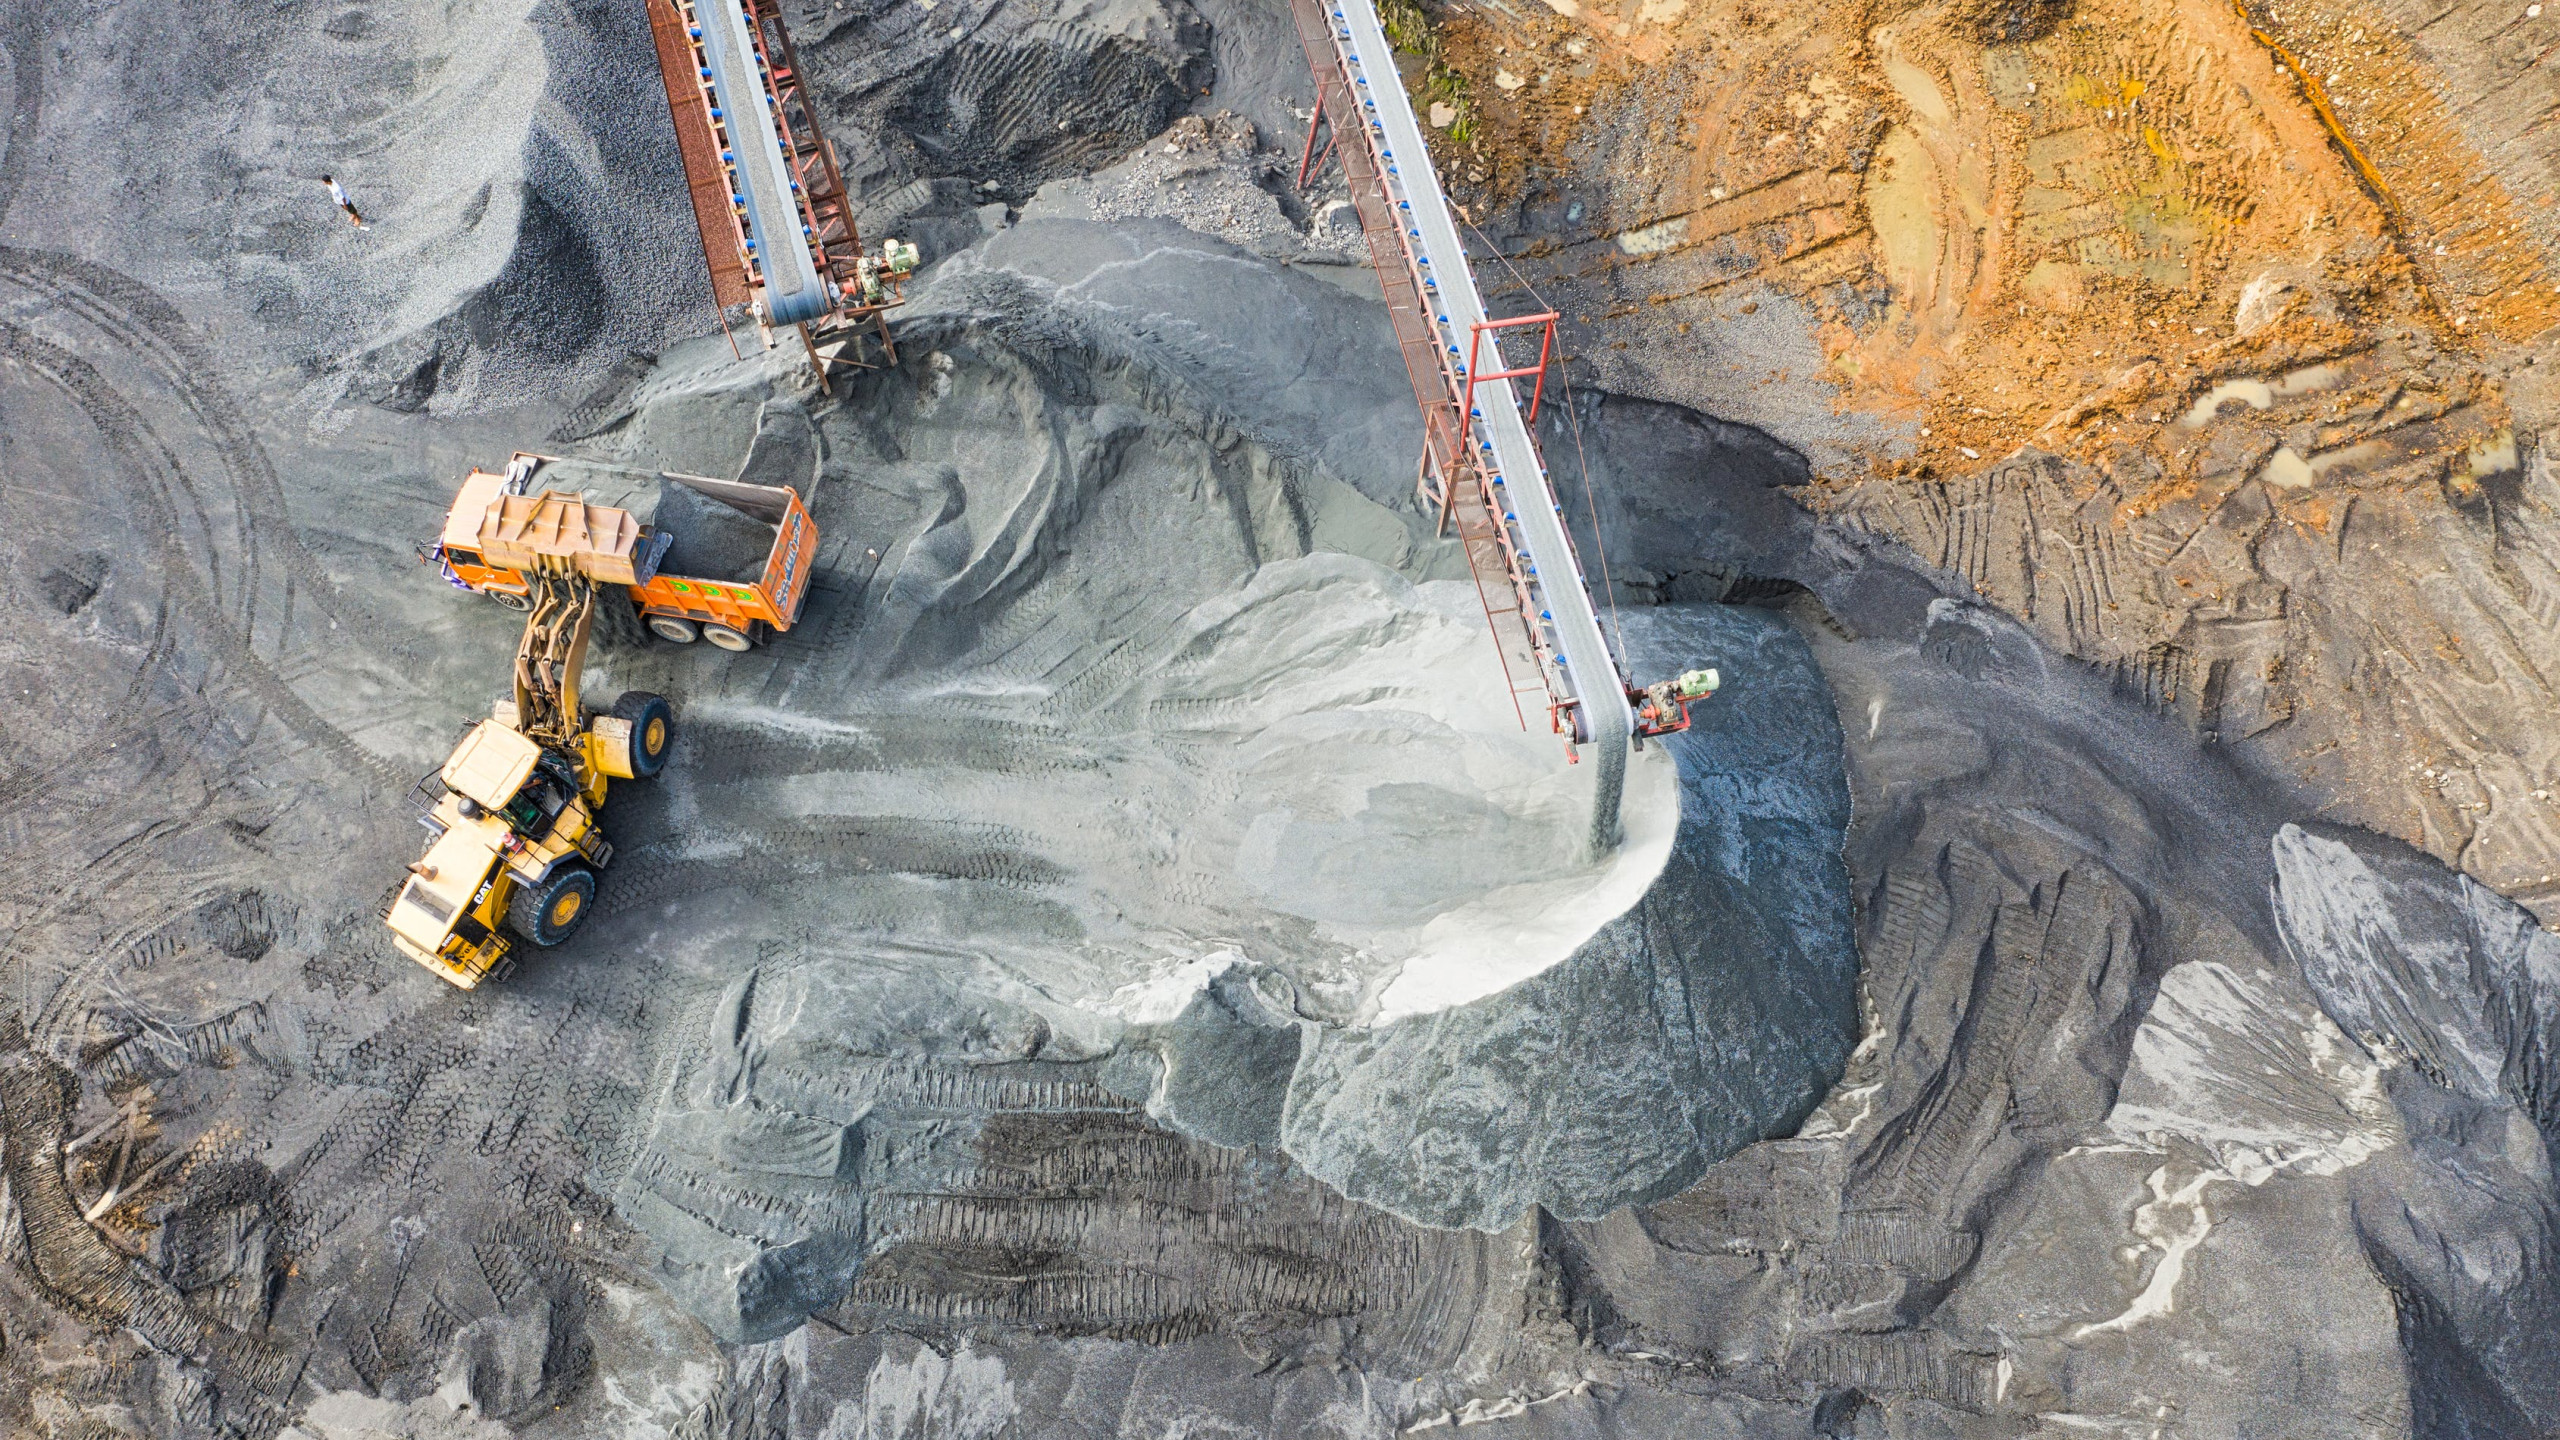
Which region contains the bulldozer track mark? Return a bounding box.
[1849,854,2142,1249]
[0,5,44,225]
[0,1041,300,1419]
[819,1104,1425,1341]
[0,678,392,1053]
[767,560,889,703]
[1780,1331,2001,1413]
[1039,633,1148,718]
[750,1058,1137,1121]
[82,997,279,1090]
[268,957,667,1258]
[4,255,284,637]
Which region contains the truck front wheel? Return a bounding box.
[507,864,597,948]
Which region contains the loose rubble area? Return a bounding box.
[0,0,2557,1436]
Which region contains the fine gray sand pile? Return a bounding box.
[5,0,2560,1434]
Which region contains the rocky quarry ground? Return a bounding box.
[1,0,2558,1435]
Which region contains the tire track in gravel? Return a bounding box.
[597,816,1072,919]
[26,868,269,1049]
[0,322,397,786]
[0,320,407,1047]
[0,246,412,659]
[0,716,315,1054]
[0,322,396,784]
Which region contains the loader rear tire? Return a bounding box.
[507,865,596,949]
[611,692,674,779]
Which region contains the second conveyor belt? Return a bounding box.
[691,0,830,324]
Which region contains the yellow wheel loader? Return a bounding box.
[383,507,679,989]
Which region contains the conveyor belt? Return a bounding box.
[688,0,830,324]
[1304,0,1635,850]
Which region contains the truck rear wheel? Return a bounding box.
[648,615,699,644]
[701,623,753,652]
[491,590,532,612]
[611,692,674,779]
[506,864,596,948]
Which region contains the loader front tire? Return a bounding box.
[507,865,596,949]
[611,692,674,779]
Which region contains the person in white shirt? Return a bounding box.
[321,174,364,227]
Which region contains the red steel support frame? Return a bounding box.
[1289,6,1468,494]
[1297,75,1341,191]
[1464,312,1556,426]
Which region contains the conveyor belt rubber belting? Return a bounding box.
[1286,0,1636,852]
[678,0,830,324]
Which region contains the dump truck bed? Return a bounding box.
[435,454,818,637]
[630,474,814,632]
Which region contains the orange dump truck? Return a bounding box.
[424,452,818,651]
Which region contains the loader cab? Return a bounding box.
[388,721,609,988]
[444,720,546,817]
[476,743,581,835]
[447,723,591,843]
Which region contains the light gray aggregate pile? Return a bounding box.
[580,219,1858,1338]
[1277,604,1858,1229]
